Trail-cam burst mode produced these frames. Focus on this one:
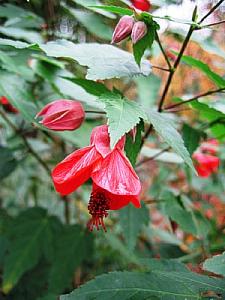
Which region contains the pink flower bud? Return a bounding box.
[36,99,85,131]
[111,16,135,44]
[131,21,147,44]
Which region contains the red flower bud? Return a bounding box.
[0,96,18,114]
[131,21,147,44]
[131,0,151,11]
[36,99,85,131]
[111,16,134,44]
[200,139,219,155]
[193,152,220,178]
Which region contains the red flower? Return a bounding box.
[131,0,151,11]
[36,99,85,131]
[52,125,141,231]
[0,96,18,114]
[200,139,219,155]
[193,152,220,177]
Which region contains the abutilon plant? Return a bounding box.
[0,1,225,299]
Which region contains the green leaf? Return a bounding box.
[0,3,28,19]
[60,270,225,299]
[48,225,93,294]
[135,74,161,109]
[180,54,225,88]
[89,5,133,16]
[66,7,113,40]
[0,50,34,81]
[0,236,9,266]
[148,110,196,173]
[119,203,149,251]
[149,226,182,246]
[2,208,62,294]
[160,191,197,235]
[8,260,51,300]
[104,233,140,266]
[0,26,43,44]
[203,252,225,277]
[38,295,58,300]
[40,40,152,80]
[55,77,103,109]
[140,258,189,272]
[0,4,43,29]
[99,92,147,148]
[65,78,110,97]
[0,71,37,122]
[0,147,18,180]
[191,100,225,141]
[182,123,202,155]
[133,25,155,66]
[0,39,152,79]
[125,119,144,166]
[72,0,116,18]
[0,37,30,49]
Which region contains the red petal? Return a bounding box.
[193,152,220,177]
[90,125,126,157]
[131,0,151,11]
[0,96,9,105]
[42,110,84,131]
[92,183,140,210]
[52,146,102,195]
[200,139,219,155]
[92,149,141,208]
[195,165,211,177]
[90,125,111,157]
[37,100,76,117]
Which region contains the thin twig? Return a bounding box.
[136,147,170,168]
[0,109,51,175]
[140,124,153,148]
[140,7,197,148]
[164,87,225,110]
[155,32,172,70]
[140,7,196,148]
[152,65,170,72]
[199,0,225,24]
[157,6,197,113]
[200,19,225,29]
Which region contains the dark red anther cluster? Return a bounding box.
[87,191,110,232]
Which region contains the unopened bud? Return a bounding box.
[36,99,85,131]
[111,16,134,44]
[131,21,147,44]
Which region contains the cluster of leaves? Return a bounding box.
[0,0,225,300]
